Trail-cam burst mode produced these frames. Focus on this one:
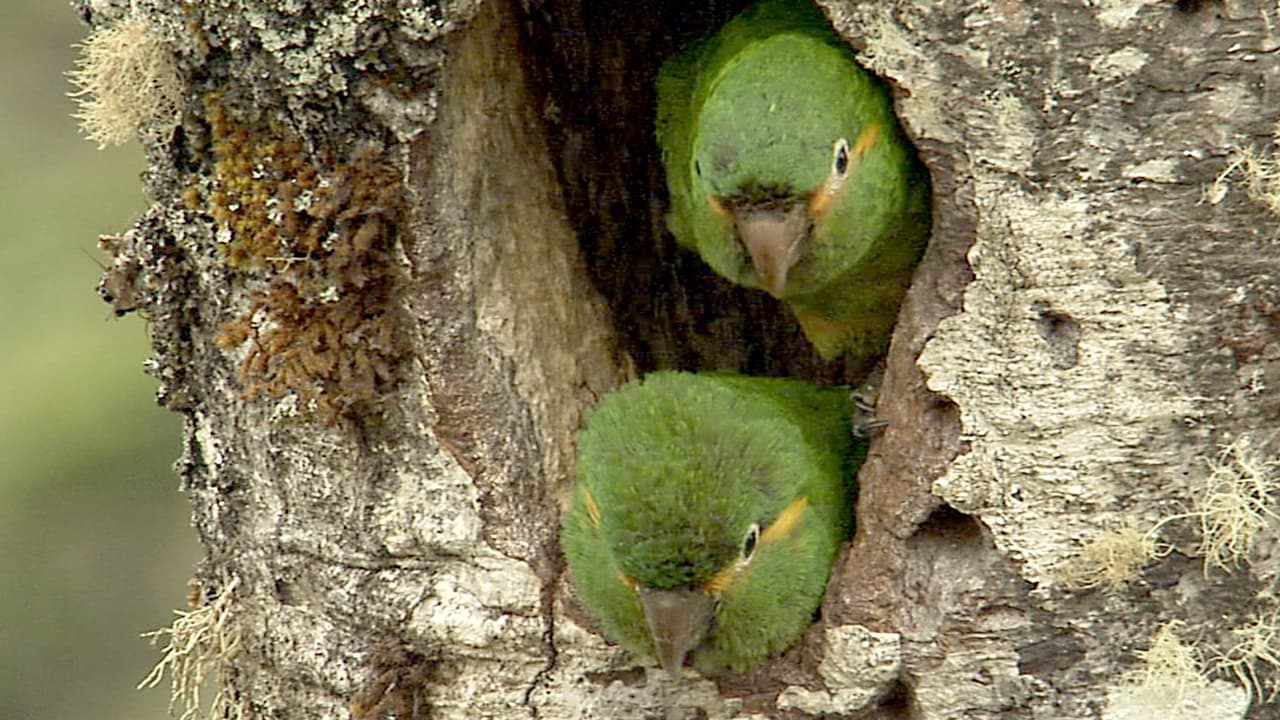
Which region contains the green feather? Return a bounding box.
[561,371,862,674]
[656,0,931,360]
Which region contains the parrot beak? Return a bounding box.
[637,587,716,677]
[733,206,808,299]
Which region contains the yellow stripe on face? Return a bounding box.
[583,487,602,528]
[761,496,809,545]
[707,194,733,225]
[809,122,881,217]
[703,496,810,595]
[703,564,736,595]
[808,184,834,217]
[852,121,880,160]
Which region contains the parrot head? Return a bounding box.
[562,372,850,675]
[629,496,814,674]
[690,31,886,302]
[655,0,930,359]
[587,423,790,674]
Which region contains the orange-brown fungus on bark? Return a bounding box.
[348,643,438,720]
[201,96,405,421]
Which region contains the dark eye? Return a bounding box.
[741,524,760,560]
[833,138,850,176]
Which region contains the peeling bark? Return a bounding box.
[87,0,1280,718]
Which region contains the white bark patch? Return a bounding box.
[1093,0,1161,31]
[405,554,546,717]
[776,625,901,715]
[912,643,1027,719]
[1123,158,1182,183]
[1105,680,1248,720]
[375,454,484,556]
[409,554,541,648]
[919,170,1202,591]
[1091,47,1151,83]
[971,92,1039,174]
[851,10,958,144]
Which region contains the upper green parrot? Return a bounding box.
[561,371,862,675]
[656,0,931,360]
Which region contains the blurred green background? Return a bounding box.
[0,2,199,719]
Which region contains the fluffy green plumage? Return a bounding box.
[657,0,930,360]
[561,371,862,674]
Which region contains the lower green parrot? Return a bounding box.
[561,371,862,674]
[656,0,931,360]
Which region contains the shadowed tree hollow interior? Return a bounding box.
[521,0,924,384]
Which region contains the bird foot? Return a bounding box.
[850,363,886,439]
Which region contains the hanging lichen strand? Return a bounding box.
[194,97,406,421]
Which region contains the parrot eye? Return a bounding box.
[832,138,851,176]
[741,524,760,561]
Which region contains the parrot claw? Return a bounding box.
[850,363,885,439]
[852,416,888,439]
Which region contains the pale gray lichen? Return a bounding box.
[1209,144,1280,221]
[1105,621,1247,720]
[69,18,182,148]
[1057,523,1165,593]
[1212,608,1280,706]
[138,577,245,720]
[1194,436,1280,575]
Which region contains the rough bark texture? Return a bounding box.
[88,0,1280,718]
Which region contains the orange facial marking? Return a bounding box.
[852,122,881,160]
[701,496,810,596]
[707,194,732,223]
[761,496,809,545]
[704,564,736,596]
[808,185,834,217]
[808,123,881,218]
[583,487,602,528]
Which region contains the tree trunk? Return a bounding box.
[88,0,1280,718]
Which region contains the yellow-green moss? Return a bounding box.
[199,97,404,421]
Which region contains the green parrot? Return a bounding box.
[561,371,862,675]
[656,0,931,360]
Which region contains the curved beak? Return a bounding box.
[638,587,716,676]
[733,205,808,299]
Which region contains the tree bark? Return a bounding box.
[89,0,1280,718]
